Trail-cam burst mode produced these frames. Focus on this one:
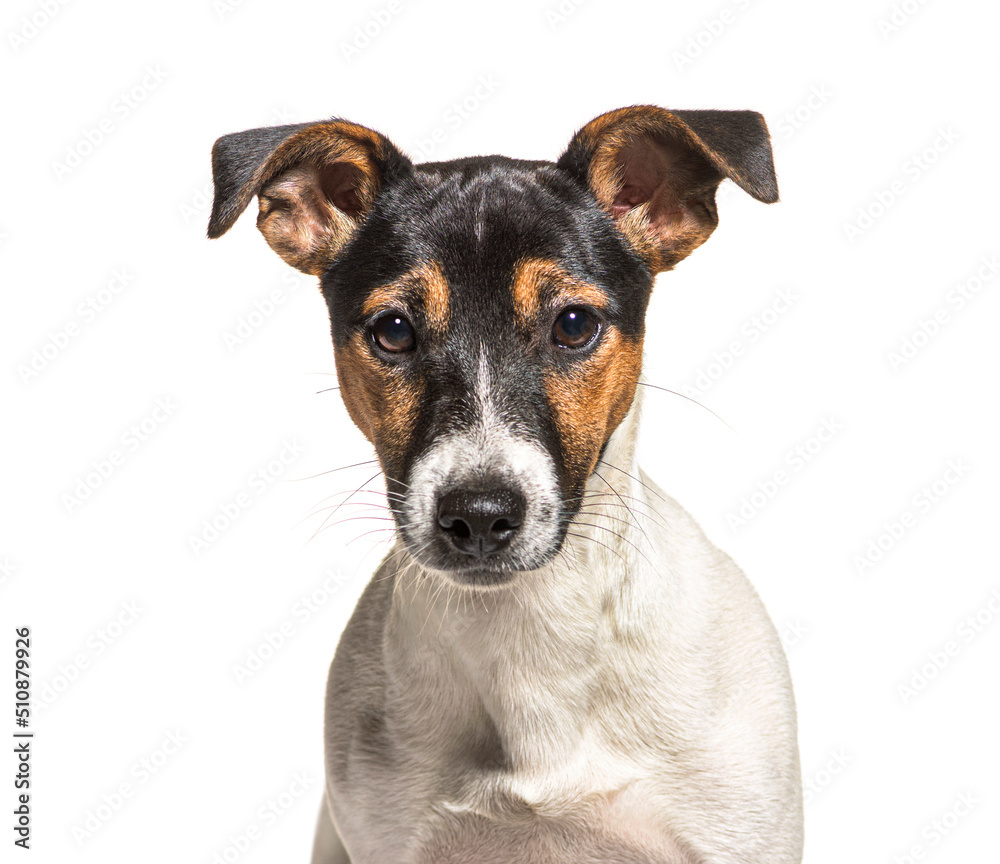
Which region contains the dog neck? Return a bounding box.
[384,389,665,775]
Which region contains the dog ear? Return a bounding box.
[207,119,412,275]
[557,106,778,272]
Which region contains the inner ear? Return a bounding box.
[610,137,669,217]
[209,119,411,277]
[558,106,778,274]
[256,160,370,276]
[322,162,366,219]
[604,135,723,271]
[613,138,719,216]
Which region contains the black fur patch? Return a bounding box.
[323,156,651,502]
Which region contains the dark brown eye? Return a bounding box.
[372,313,415,353]
[552,308,598,349]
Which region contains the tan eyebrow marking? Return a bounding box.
[511,258,608,331]
[362,284,407,318]
[419,261,450,336]
[361,261,450,337]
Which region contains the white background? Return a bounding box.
[2,0,998,861]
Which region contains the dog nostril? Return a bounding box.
[448,518,472,540]
[436,488,526,558]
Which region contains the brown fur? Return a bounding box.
[334,331,422,468]
[574,106,761,272]
[415,261,450,337]
[253,122,390,275]
[544,327,643,482]
[257,164,357,276]
[583,111,722,272]
[361,261,451,338]
[510,256,640,481]
[511,258,609,332]
[361,283,410,320]
[337,260,451,468]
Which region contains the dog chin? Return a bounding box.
[437,567,522,589]
[403,540,562,590]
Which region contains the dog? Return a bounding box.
[208,105,803,864]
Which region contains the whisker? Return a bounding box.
[564,531,628,568]
[571,489,662,512]
[305,500,391,517]
[592,469,655,552]
[438,581,457,636]
[308,513,395,544]
[290,458,378,482]
[308,471,383,542]
[574,506,647,532]
[637,381,734,432]
[319,514,396,529]
[346,527,398,547]
[596,460,666,502]
[308,483,397,513]
[575,492,661,515]
[297,494,388,529]
[420,573,450,637]
[571,519,657,570]
[574,498,668,532]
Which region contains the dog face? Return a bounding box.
[209,107,777,585]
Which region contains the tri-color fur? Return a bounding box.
[209,106,801,863]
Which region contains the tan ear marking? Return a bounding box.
[251,127,387,274]
[208,119,410,276]
[560,106,777,273]
[256,164,357,276]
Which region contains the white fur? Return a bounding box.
[313,390,803,863]
[400,349,563,575]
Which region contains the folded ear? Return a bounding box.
[556,106,778,273]
[208,119,412,275]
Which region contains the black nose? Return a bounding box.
[436,488,526,558]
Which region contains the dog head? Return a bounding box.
[209,106,777,586]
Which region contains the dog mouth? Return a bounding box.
[389,427,567,586]
[393,499,567,587]
[389,481,567,587]
[429,565,526,588]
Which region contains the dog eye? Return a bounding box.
[552,308,598,349]
[372,313,416,353]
